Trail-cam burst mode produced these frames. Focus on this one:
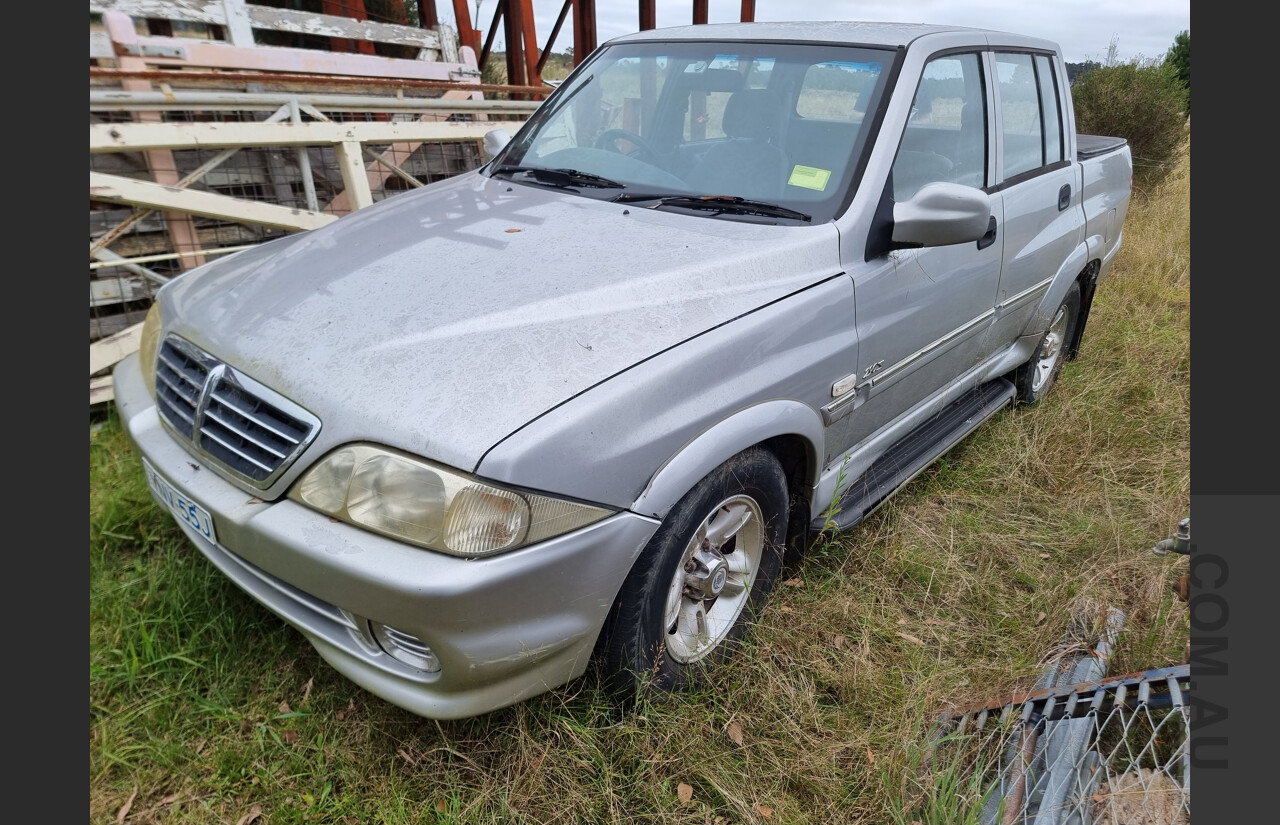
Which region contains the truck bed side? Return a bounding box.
[1077,135,1133,278]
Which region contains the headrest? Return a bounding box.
[722,89,779,141]
[686,68,745,92]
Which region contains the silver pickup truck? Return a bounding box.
[113,21,1133,719]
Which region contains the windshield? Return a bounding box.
[489,40,895,224]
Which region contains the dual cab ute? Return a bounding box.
[113,21,1133,719]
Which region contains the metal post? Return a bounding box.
[289,98,321,212]
[334,141,375,211]
[739,0,755,22]
[1034,608,1127,825]
[693,0,708,25]
[89,90,538,115]
[91,247,170,288]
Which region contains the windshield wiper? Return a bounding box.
[491,165,626,190]
[614,193,811,222]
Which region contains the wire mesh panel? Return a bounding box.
[931,665,1190,825]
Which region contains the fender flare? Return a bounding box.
[1022,238,1098,338]
[630,400,824,520]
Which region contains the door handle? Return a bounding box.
[1058,183,1071,211]
[977,215,998,250]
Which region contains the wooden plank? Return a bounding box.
[92,247,171,288]
[119,34,464,81]
[90,171,337,231]
[436,21,460,64]
[90,0,440,48]
[333,141,374,210]
[90,323,145,376]
[246,6,441,50]
[90,31,115,59]
[91,375,116,407]
[220,0,255,46]
[90,119,525,151]
[90,1,228,27]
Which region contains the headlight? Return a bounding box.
[138,302,162,398]
[289,443,613,557]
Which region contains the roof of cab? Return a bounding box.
[608,20,1056,53]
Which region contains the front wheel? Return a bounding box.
[1014,280,1081,405]
[602,447,788,693]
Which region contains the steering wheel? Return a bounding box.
[594,128,659,164]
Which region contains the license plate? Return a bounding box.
[142,458,217,545]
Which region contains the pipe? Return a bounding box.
[89,90,540,114]
[89,68,550,96]
[89,244,258,270]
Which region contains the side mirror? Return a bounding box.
[891,182,991,248]
[482,129,511,160]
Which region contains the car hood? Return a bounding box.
[160,171,840,477]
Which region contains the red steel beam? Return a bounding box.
[480,0,505,72]
[537,0,574,76]
[450,0,480,54]
[693,0,708,25]
[740,0,755,22]
[639,0,656,31]
[517,0,542,89]
[417,0,439,27]
[573,0,597,64]
[321,1,377,55]
[503,0,528,90]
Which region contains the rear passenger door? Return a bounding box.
[986,52,1084,343]
[840,51,1003,450]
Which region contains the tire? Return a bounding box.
[602,447,789,693]
[1013,280,1082,405]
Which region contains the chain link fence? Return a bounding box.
[933,663,1190,825]
[927,524,1193,825]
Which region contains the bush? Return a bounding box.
[1164,31,1191,113]
[1071,60,1189,185]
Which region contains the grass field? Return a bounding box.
[89,138,1190,825]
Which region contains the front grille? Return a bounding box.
[155,337,320,487]
[155,340,212,440]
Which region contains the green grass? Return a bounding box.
[89,140,1190,824]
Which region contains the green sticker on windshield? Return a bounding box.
[788,165,832,191]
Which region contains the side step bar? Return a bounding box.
[812,378,1016,535]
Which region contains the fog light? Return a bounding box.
[370,621,441,673]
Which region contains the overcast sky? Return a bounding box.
[443,0,1189,67]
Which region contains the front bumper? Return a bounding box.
[113,353,660,719]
